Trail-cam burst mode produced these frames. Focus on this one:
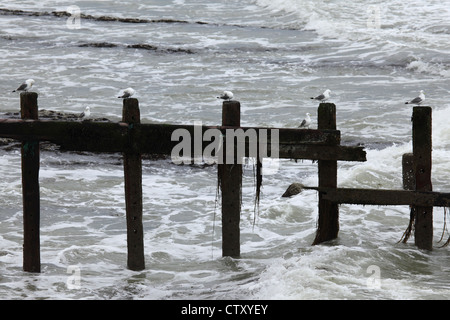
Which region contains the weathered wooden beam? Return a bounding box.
[0,119,129,152]
[20,92,40,273]
[313,103,339,245]
[0,121,339,144]
[0,120,365,161]
[122,98,145,271]
[278,144,365,161]
[277,127,340,145]
[219,101,242,258]
[307,187,450,207]
[412,107,433,250]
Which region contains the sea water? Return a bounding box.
[0,0,449,299]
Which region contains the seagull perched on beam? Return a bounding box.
[405,90,425,105]
[310,89,331,102]
[12,79,35,92]
[217,90,234,101]
[118,87,135,99]
[299,113,311,129]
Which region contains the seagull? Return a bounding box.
[310,89,331,102]
[299,113,311,129]
[79,106,90,120]
[118,87,135,99]
[217,90,234,101]
[405,90,425,105]
[12,79,35,92]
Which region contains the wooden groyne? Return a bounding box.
[302,107,446,250]
[0,92,447,273]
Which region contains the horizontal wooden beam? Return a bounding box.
[303,187,450,207]
[279,144,366,161]
[0,119,365,161]
[0,119,130,152]
[0,119,340,143]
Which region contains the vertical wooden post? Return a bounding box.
[122,98,145,270]
[20,92,41,273]
[313,103,339,245]
[219,101,242,257]
[412,107,433,250]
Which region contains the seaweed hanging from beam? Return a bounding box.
[252,154,263,230]
[437,207,450,248]
[398,206,415,244]
[400,206,450,247]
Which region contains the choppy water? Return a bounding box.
[0,0,449,300]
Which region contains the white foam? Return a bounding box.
[407,60,450,78]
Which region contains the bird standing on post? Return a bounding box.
[405,90,425,105]
[118,88,135,99]
[310,89,331,102]
[13,79,35,92]
[299,112,312,129]
[217,91,234,101]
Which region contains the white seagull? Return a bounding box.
[405,90,425,105]
[80,106,91,120]
[217,90,234,101]
[310,89,331,102]
[12,79,35,92]
[118,87,135,99]
[299,113,312,129]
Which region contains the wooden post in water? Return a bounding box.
[412,107,433,250]
[20,92,41,273]
[313,103,339,245]
[219,101,242,257]
[122,98,145,270]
